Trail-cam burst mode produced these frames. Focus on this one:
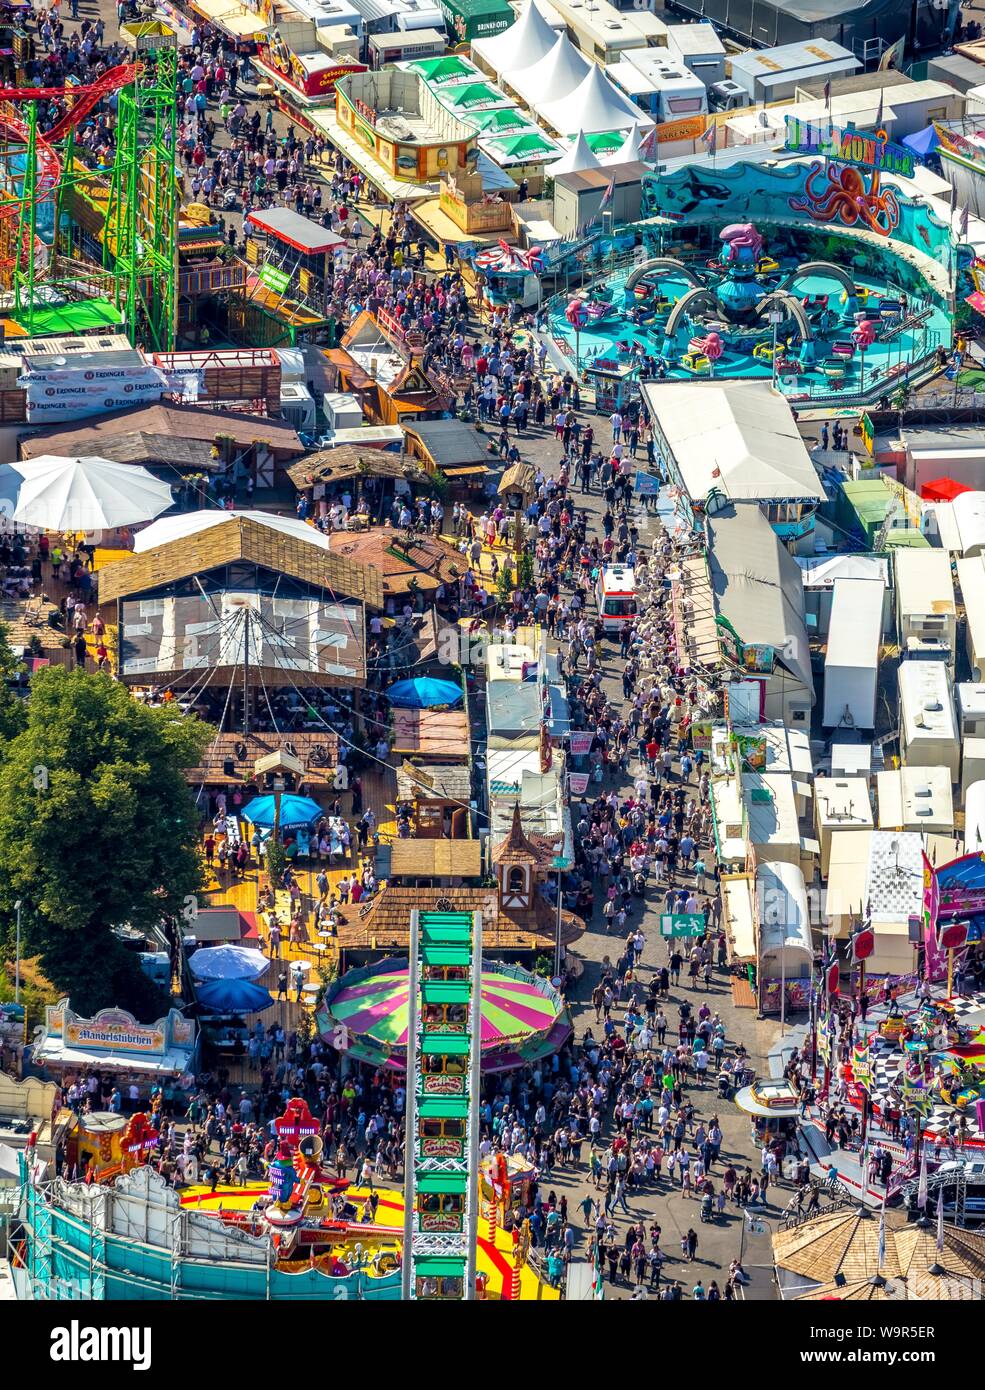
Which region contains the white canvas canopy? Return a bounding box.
[472,0,557,79]
[600,121,642,164]
[507,33,588,108]
[545,129,601,176]
[133,508,333,553]
[0,456,173,531]
[538,61,653,136]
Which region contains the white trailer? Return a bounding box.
[822,577,882,731]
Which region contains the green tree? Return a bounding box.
[517,548,535,592]
[0,622,27,746]
[496,561,515,606]
[0,668,211,1016]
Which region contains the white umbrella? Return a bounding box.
[9,455,173,531]
[133,509,332,553]
[189,945,269,981]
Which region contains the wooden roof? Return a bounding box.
[493,802,561,869]
[286,448,426,491]
[388,838,482,879]
[405,419,489,472]
[498,461,537,498]
[396,759,472,802]
[98,515,384,608]
[183,731,340,787]
[337,884,584,953]
[773,1208,985,1294]
[391,707,470,758]
[0,593,62,654]
[19,403,304,459]
[325,526,465,597]
[22,431,218,472]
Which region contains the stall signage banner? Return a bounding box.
[653,114,706,144]
[634,470,661,496]
[659,913,705,938]
[783,116,915,178]
[569,732,593,756]
[259,263,291,294]
[741,642,774,674]
[568,771,591,795]
[65,1014,166,1054]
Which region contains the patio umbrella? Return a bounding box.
[386,676,464,708]
[7,456,173,530]
[197,978,274,1013]
[241,793,323,829]
[189,945,269,982]
[903,125,939,158]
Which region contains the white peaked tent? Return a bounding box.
[507,33,589,108]
[601,122,642,165]
[472,0,557,79]
[132,508,334,553]
[538,61,653,136]
[545,130,601,177]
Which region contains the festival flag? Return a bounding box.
[852,1037,871,1091]
[823,78,831,112]
[640,126,657,161]
[917,1136,929,1209]
[936,1186,945,1253]
[701,124,717,157]
[960,205,970,238]
[599,176,615,212]
[822,938,840,997]
[951,181,958,214]
[875,86,884,130]
[877,1193,887,1270]
[851,926,874,963]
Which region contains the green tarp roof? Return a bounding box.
[10,298,123,336]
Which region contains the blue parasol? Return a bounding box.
[241,793,323,829]
[902,126,939,157]
[189,945,269,982]
[386,676,463,708]
[197,978,274,1013]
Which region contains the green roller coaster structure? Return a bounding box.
[0,22,177,349]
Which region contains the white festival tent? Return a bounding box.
[133,508,333,553]
[601,121,643,164]
[545,129,601,177]
[538,61,654,136]
[506,33,589,109]
[0,456,173,531]
[472,0,557,80]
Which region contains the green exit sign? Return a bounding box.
[659,913,705,938]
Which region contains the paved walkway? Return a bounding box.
[503,415,788,1297]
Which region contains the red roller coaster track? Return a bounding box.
[0,64,140,271]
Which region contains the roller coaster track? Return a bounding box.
[0,64,139,273]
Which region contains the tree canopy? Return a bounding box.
[0,622,27,744]
[0,668,211,1016]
